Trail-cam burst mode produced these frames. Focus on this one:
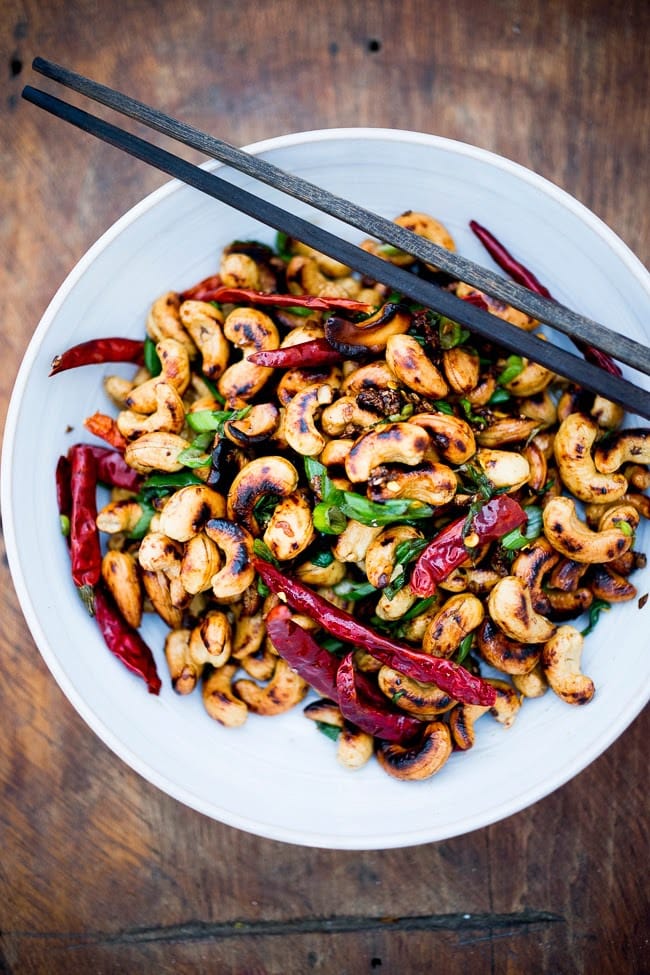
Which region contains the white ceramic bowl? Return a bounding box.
[3,128,650,849]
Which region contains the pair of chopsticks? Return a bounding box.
[23,58,650,420]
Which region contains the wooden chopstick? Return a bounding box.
[31,56,650,379]
[21,82,650,421]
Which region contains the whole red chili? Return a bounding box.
[68,443,102,612]
[83,412,128,451]
[336,653,423,743]
[265,604,340,699]
[248,338,344,369]
[410,495,527,597]
[55,454,72,525]
[254,558,496,707]
[191,285,374,314]
[180,273,222,302]
[469,220,622,377]
[94,586,162,695]
[49,337,145,376]
[86,445,142,491]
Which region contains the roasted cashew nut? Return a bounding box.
[164,628,197,695]
[146,291,197,357]
[365,525,423,589]
[367,461,457,507]
[140,569,184,628]
[441,346,480,394]
[476,617,541,675]
[179,299,230,380]
[512,663,548,699]
[234,657,309,715]
[378,666,456,719]
[374,584,417,621]
[263,489,315,561]
[449,703,490,750]
[204,518,256,601]
[96,498,145,535]
[542,496,634,564]
[117,380,186,439]
[594,428,650,473]
[294,554,347,587]
[341,361,398,395]
[180,532,222,595]
[477,416,541,448]
[331,520,383,565]
[376,721,453,781]
[159,484,227,542]
[345,422,430,483]
[422,593,485,658]
[124,431,191,474]
[487,679,523,728]
[512,537,560,614]
[408,412,476,464]
[218,307,279,404]
[553,412,627,503]
[219,251,262,289]
[125,338,192,414]
[277,365,341,406]
[541,625,595,705]
[101,550,142,629]
[325,303,412,356]
[474,447,531,492]
[487,576,556,643]
[284,383,334,456]
[320,396,384,437]
[226,455,299,535]
[320,438,356,468]
[224,402,281,447]
[501,350,555,397]
[189,609,232,669]
[202,663,248,727]
[385,333,449,398]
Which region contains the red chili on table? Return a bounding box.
[68,443,102,611]
[49,337,145,376]
[469,220,622,377]
[410,495,527,598]
[248,338,344,369]
[94,587,162,695]
[254,558,497,707]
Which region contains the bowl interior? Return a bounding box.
[3,128,650,849]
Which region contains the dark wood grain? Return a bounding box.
[1,2,648,974]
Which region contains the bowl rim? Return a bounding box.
[3,126,649,849]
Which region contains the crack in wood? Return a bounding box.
[3,910,565,948]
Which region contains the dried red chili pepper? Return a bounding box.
[248,338,344,369]
[410,495,526,597]
[179,274,222,302]
[83,412,129,451]
[336,653,423,742]
[49,337,145,376]
[254,558,496,707]
[94,586,162,695]
[265,604,340,699]
[85,445,142,491]
[68,444,102,612]
[192,285,374,314]
[469,220,622,377]
[56,454,72,524]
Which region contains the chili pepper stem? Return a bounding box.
[77,583,96,616]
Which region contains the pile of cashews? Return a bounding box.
[93,214,650,782]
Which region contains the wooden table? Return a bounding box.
[2,2,648,972]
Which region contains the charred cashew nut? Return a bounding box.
[239,639,278,681]
[597,502,640,535]
[522,441,548,493]
[205,518,256,601]
[512,537,560,614]
[442,347,480,394]
[449,703,490,750]
[590,396,624,431]
[263,489,315,561]
[224,402,280,447]
[138,531,183,577]
[286,255,360,298]
[477,416,541,447]
[295,555,347,587]
[512,663,548,698]
[234,657,309,715]
[367,461,458,507]
[336,724,375,770]
[594,428,650,473]
[180,532,222,595]
[408,412,476,465]
[385,333,449,398]
[474,447,531,492]
[117,380,186,438]
[325,303,412,356]
[304,700,344,727]
[288,241,354,279]
[219,251,261,289]
[140,569,184,628]
[320,396,382,437]
[125,338,192,414]
[146,291,197,357]
[376,721,452,781]
[393,210,456,268]
[284,383,334,456]
[487,576,556,643]
[341,361,398,395]
[226,455,299,535]
[378,666,456,718]
[164,628,197,695]
[202,663,248,727]
[518,388,558,428]
[159,484,227,542]
[588,564,637,603]
[437,566,501,594]
[331,520,383,564]
[281,323,326,346]
[476,617,541,675]
[375,585,417,621]
[189,609,232,669]
[422,593,485,658]
[179,300,230,380]
[277,365,341,406]
[542,496,634,563]
[96,498,145,534]
[345,422,430,483]
[365,525,423,589]
[502,351,555,397]
[218,307,279,403]
[553,413,627,503]
[542,625,595,705]
[124,431,191,474]
[101,550,142,628]
[487,679,523,728]
[320,438,356,467]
